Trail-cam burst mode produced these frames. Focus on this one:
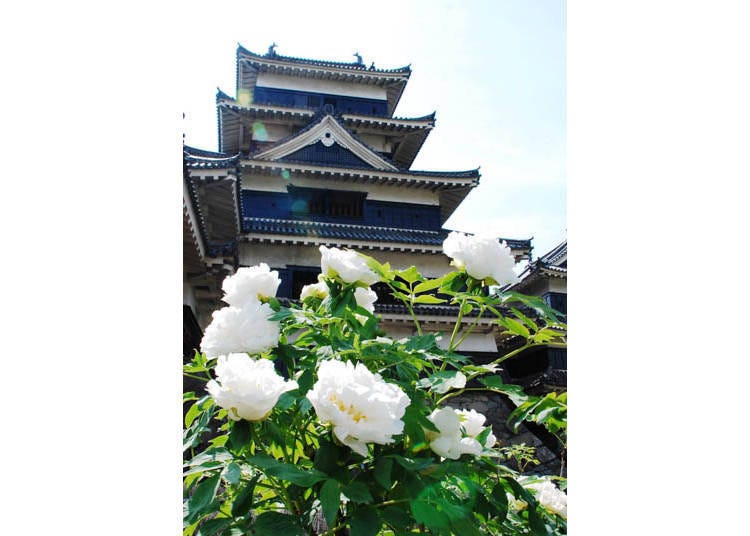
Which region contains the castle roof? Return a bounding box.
[251,112,400,171]
[511,239,567,293]
[183,145,239,169]
[242,217,532,255]
[216,93,434,168]
[236,45,410,116]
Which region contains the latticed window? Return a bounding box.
[289,186,364,220]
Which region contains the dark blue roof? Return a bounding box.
[237,44,411,74]
[248,111,476,177]
[218,99,435,126]
[216,88,233,102]
[244,217,448,245]
[184,146,240,169]
[243,217,531,250]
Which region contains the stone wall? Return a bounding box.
[448,392,566,477]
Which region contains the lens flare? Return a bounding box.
[291,200,308,214]
[252,121,268,141]
[237,89,252,106]
[281,169,291,180]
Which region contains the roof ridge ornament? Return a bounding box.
[267,42,277,57]
[353,51,363,65]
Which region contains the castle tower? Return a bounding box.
[183,45,532,357]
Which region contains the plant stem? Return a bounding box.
[405,300,423,336]
[453,307,485,349]
[448,298,467,351]
[320,523,346,536]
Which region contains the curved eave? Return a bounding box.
[539,239,567,266]
[184,146,240,169]
[237,45,411,76]
[241,233,445,254]
[241,159,479,190]
[185,155,240,170]
[236,48,410,119]
[218,101,434,131]
[217,101,434,163]
[512,262,567,292]
[240,218,530,258]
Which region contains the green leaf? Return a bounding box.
[460,301,474,315]
[440,271,467,293]
[507,398,545,433]
[488,483,509,521]
[246,455,327,487]
[186,448,232,468]
[412,294,447,304]
[275,390,297,411]
[411,498,449,529]
[413,276,444,293]
[478,377,529,405]
[497,316,530,338]
[252,512,303,536]
[380,506,412,529]
[186,473,221,519]
[350,507,380,536]
[373,457,393,490]
[196,517,232,536]
[185,396,212,428]
[418,370,465,394]
[296,368,315,394]
[314,440,346,476]
[224,463,240,485]
[267,308,293,321]
[342,481,373,503]
[320,479,341,528]
[230,477,257,517]
[228,421,250,452]
[404,334,438,351]
[397,266,422,284]
[389,455,435,472]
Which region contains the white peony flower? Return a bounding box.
[354,287,378,313]
[524,477,567,518]
[456,408,497,447]
[319,246,379,286]
[206,354,297,421]
[300,280,329,301]
[306,360,410,457]
[426,407,496,459]
[222,263,281,307]
[200,302,280,357]
[442,232,518,285]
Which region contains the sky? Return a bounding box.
[6,3,750,533]
[180,0,566,260]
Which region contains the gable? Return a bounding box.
[253,114,398,171]
[277,139,376,169]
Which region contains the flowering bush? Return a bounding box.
[184,238,567,535]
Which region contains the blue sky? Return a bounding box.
[181,0,566,259]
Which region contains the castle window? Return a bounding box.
[288,186,365,220]
[291,269,320,299]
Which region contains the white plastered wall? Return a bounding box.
[547,277,567,293]
[239,243,451,276]
[242,174,440,205]
[253,123,293,142]
[257,72,387,100]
